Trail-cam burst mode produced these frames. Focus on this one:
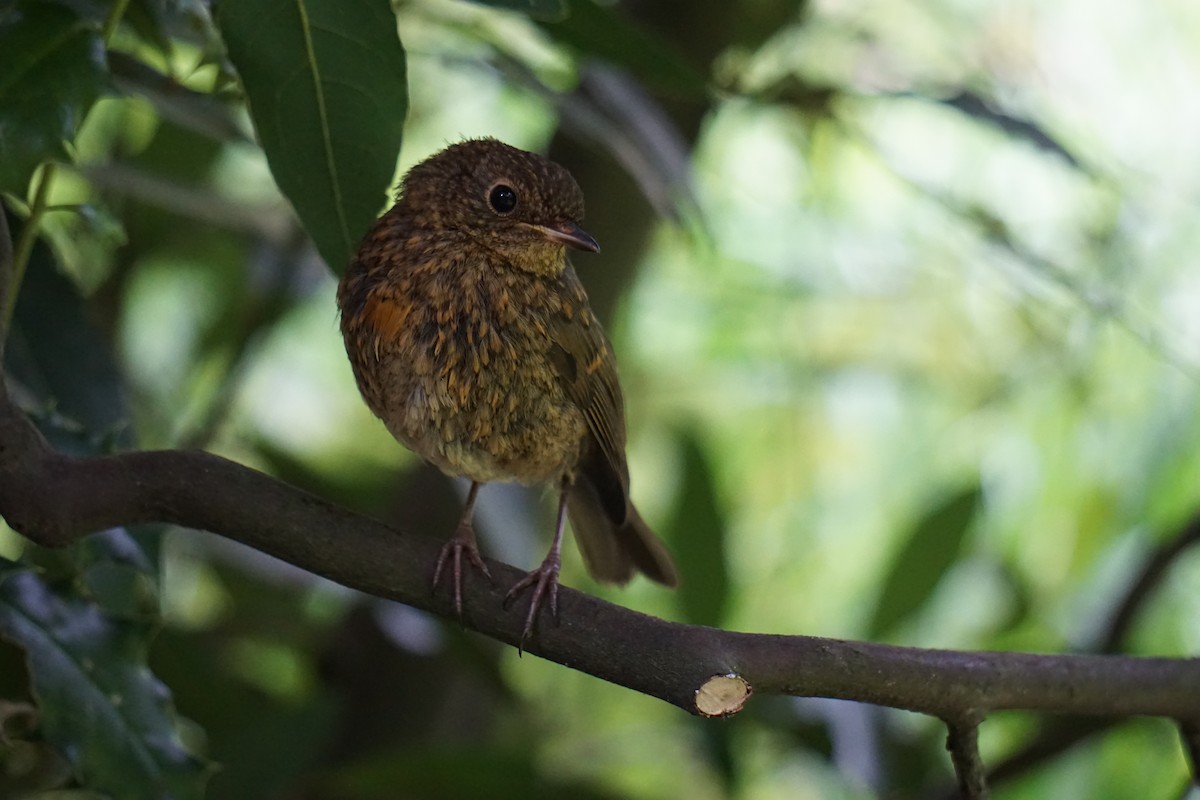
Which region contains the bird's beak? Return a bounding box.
[534,221,600,253]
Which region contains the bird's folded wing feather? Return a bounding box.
[547,269,631,519]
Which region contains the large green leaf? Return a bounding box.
[0,2,109,195]
[868,484,983,639]
[217,0,407,273]
[665,428,730,627]
[0,568,210,799]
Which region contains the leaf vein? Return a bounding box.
[293,0,351,260]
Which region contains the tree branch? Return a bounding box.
[2,390,1200,721]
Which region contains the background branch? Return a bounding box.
[1099,514,1200,654]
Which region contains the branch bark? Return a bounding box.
[2,390,1200,721]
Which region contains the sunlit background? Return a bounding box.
[7,0,1200,797]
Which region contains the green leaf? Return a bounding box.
[0,2,109,194]
[217,0,408,273]
[462,0,567,22]
[4,212,131,445]
[868,484,983,639]
[0,569,210,799]
[665,429,730,627]
[540,0,708,98]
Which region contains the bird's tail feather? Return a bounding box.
[566,478,678,587]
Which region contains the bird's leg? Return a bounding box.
[504,478,569,653]
[432,481,492,617]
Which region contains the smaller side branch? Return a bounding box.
[5,165,57,333]
[945,716,989,800]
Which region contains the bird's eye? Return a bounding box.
[488,184,518,214]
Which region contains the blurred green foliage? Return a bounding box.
[0,3,109,192]
[3,0,1200,797]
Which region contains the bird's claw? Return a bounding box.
[503,558,560,655]
[432,525,492,618]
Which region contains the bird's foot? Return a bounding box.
[503,552,561,655]
[432,521,492,618]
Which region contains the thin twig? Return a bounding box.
[101,0,131,44]
[945,716,989,800]
[5,163,56,333]
[1099,513,1200,653]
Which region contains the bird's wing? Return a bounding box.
[547,268,631,522]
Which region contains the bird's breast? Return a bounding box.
[344,262,586,485]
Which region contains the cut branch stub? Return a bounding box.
[694,673,752,717]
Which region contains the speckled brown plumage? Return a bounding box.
[337,139,677,647]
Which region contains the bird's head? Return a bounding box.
[398,138,599,276]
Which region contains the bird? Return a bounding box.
[337,138,678,649]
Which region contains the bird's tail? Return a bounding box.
[566,477,678,587]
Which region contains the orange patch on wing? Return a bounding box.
[363,293,413,348]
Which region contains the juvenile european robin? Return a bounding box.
[337,138,678,647]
